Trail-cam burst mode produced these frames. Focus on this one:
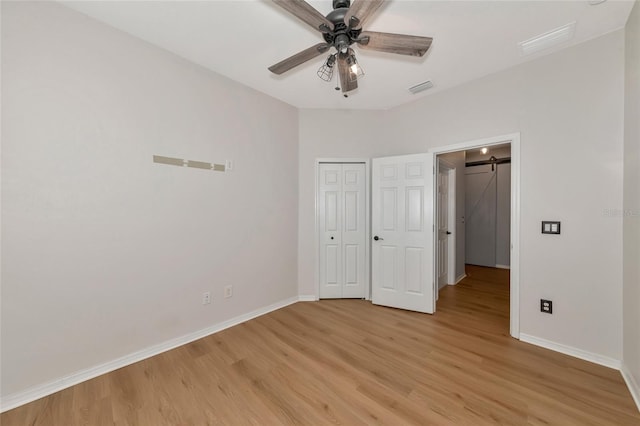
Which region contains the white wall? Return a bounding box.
[1,1,299,400]
[623,0,640,407]
[299,30,625,361]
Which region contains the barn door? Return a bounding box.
[465,164,497,267]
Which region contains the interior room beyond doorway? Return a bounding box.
[436,143,512,305]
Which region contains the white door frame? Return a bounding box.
[429,133,520,339]
[314,158,371,300]
[437,158,457,286]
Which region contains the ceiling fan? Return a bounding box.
[268,0,433,97]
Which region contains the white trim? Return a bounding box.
[621,364,640,412]
[314,159,371,300]
[298,295,319,302]
[0,296,300,413]
[520,333,621,370]
[436,158,457,286]
[453,273,467,285]
[430,133,519,154]
[509,134,521,339]
[429,132,521,339]
[495,264,511,270]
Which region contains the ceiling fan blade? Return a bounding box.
[337,52,358,93]
[358,31,433,57]
[344,0,384,29]
[272,0,334,33]
[268,43,330,75]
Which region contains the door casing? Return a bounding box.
[430,133,521,339]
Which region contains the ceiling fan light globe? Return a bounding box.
[317,65,334,82]
[317,53,337,82]
[349,71,363,82]
[346,52,364,81]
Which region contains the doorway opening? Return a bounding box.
[464,143,512,270]
[430,133,520,338]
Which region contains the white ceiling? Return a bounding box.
[61,0,634,110]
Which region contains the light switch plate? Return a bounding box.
[542,221,561,234]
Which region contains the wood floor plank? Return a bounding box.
[2,265,638,425]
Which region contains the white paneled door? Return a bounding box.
[437,166,450,290]
[372,154,435,314]
[319,163,366,299]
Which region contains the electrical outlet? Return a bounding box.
[224,285,233,299]
[540,299,552,314]
[225,159,233,171]
[202,292,211,305]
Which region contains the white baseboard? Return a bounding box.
[519,333,621,370]
[451,274,467,285]
[0,295,300,413]
[495,264,511,270]
[621,363,640,412]
[298,295,318,302]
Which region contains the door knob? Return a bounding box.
[446,231,452,235]
[330,236,334,240]
[374,236,384,241]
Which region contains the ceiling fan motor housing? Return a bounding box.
[323,2,362,52]
[333,0,350,10]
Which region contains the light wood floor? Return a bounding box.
[2,265,639,425]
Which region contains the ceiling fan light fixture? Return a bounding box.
[346,53,364,82]
[317,54,337,82]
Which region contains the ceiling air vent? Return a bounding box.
[518,22,576,56]
[409,80,434,95]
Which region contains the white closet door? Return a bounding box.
[341,164,366,298]
[319,163,366,299]
[319,164,343,298]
